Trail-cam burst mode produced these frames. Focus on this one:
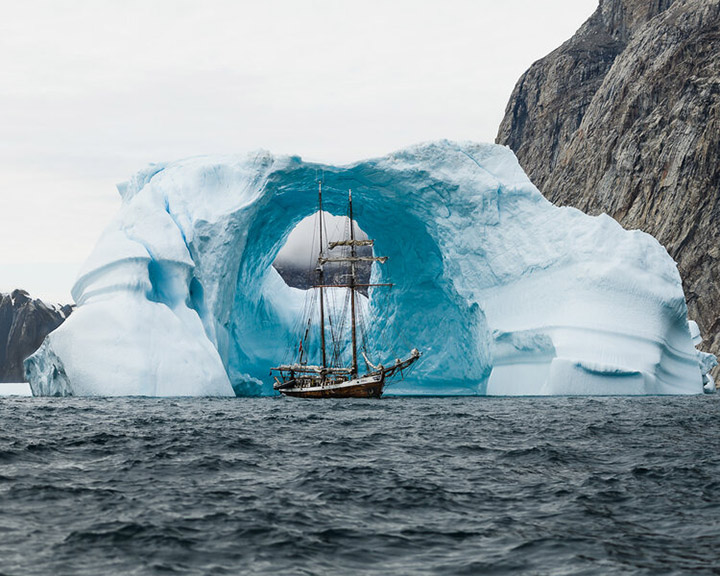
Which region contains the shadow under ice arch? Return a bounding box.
[25,141,712,396]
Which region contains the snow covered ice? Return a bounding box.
[25,141,714,396]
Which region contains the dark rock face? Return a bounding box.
[273,245,373,296]
[497,0,676,191]
[497,0,720,358]
[0,290,72,382]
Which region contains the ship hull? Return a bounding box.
[277,373,385,399]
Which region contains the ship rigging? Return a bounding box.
[271,183,420,398]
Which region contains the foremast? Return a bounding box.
[317,182,327,373]
[349,190,358,377]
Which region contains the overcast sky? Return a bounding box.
[0,0,597,302]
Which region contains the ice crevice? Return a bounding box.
[24,141,715,396]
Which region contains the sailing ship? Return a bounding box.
[271,183,420,398]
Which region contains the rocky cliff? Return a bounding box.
[0,290,72,382]
[497,0,720,359]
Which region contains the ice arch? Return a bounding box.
[25,141,712,396]
[229,164,489,396]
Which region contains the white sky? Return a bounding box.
[0,0,597,303]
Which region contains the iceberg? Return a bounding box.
[25,141,713,396]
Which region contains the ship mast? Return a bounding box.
[349,189,358,378]
[317,182,327,372]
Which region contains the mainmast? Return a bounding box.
[349,189,358,377]
[317,182,327,372]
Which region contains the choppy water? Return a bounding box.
[1,396,719,575]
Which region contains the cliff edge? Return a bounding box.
[0,290,72,382]
[497,0,720,359]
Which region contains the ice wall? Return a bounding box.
[25,141,712,396]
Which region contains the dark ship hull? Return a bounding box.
[275,373,384,398]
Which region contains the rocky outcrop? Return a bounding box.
[274,253,373,296]
[497,0,720,360]
[0,290,72,382]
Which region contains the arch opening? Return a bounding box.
[223,170,491,397]
[272,210,373,295]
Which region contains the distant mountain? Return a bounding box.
[497,0,720,358]
[0,290,72,382]
[274,245,373,296]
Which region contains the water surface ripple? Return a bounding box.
[1,396,719,575]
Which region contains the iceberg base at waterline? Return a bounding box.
[25,141,716,396]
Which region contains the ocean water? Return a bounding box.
[1,396,719,575]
